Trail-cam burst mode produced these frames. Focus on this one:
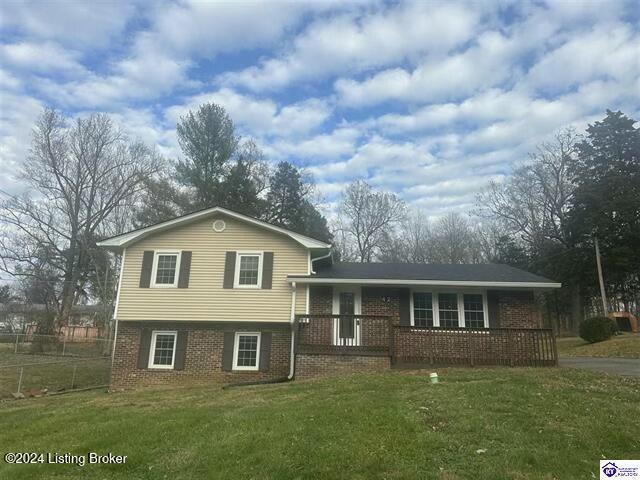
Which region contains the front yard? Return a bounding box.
[1,368,638,479]
[557,333,640,358]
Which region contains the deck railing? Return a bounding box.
[295,316,558,366]
[393,326,557,367]
[295,314,392,355]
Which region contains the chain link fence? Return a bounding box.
[0,333,112,399]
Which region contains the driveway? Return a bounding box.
[559,357,640,377]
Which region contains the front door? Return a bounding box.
[332,288,361,346]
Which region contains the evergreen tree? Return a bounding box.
[175,103,239,209]
[266,161,331,242]
[569,110,640,310]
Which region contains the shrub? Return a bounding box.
[579,317,617,343]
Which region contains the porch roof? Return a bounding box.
[288,262,561,289]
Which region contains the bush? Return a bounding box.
[579,317,617,343]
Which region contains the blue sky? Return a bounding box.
[1,0,638,218]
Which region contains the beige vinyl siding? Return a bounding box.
[117,214,309,322]
[295,284,308,315]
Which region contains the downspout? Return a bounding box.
[288,281,297,380]
[111,248,126,362]
[310,251,332,274]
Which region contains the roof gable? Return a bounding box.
[96,207,331,250]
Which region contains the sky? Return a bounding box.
[0,0,639,218]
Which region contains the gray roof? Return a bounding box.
[291,262,558,285]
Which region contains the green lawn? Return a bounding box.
[557,333,640,358]
[1,368,639,479]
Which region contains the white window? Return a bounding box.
[151,251,181,288]
[233,332,261,371]
[410,290,488,329]
[413,292,434,327]
[464,294,485,329]
[234,252,263,288]
[438,293,460,328]
[148,331,177,369]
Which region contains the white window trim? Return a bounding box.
[233,252,263,289]
[150,251,182,288]
[233,332,261,371]
[410,289,489,328]
[148,330,177,369]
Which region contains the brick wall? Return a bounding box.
[309,286,332,314]
[497,291,541,328]
[111,322,291,390]
[295,353,390,380]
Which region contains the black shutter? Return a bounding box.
[139,251,154,288]
[222,331,235,371]
[487,290,500,328]
[261,252,274,289]
[174,331,188,370]
[137,328,152,369]
[223,252,236,289]
[177,251,192,288]
[259,332,272,372]
[399,288,411,326]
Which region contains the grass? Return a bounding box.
[1,368,639,479]
[557,333,640,358]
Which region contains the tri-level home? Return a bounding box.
[98,207,561,389]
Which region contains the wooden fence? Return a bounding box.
[25,325,105,343]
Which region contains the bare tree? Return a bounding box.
[379,211,434,263]
[0,109,161,329]
[336,181,406,262]
[476,128,578,250]
[431,213,477,264]
[476,128,581,330]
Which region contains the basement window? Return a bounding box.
[233,332,261,371]
[148,331,177,369]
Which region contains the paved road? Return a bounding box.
[559,357,640,377]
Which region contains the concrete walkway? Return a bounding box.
[559,357,640,377]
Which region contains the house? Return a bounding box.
[97,207,561,389]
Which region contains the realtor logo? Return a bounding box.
[600,460,640,479]
[602,462,618,477]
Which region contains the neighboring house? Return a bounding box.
[98,207,561,389]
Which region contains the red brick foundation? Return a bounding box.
[111,322,291,390]
[295,353,390,380]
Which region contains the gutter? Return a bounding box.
[310,251,332,274]
[286,277,562,289]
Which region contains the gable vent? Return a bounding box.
[212,219,226,232]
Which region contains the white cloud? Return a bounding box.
[525,23,640,93]
[269,127,360,160]
[0,92,43,194]
[335,27,529,107]
[0,41,85,75]
[0,0,136,49]
[165,88,331,140]
[219,1,479,91]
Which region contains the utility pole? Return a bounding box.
[594,236,608,315]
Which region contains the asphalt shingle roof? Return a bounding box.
[293,262,557,284]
